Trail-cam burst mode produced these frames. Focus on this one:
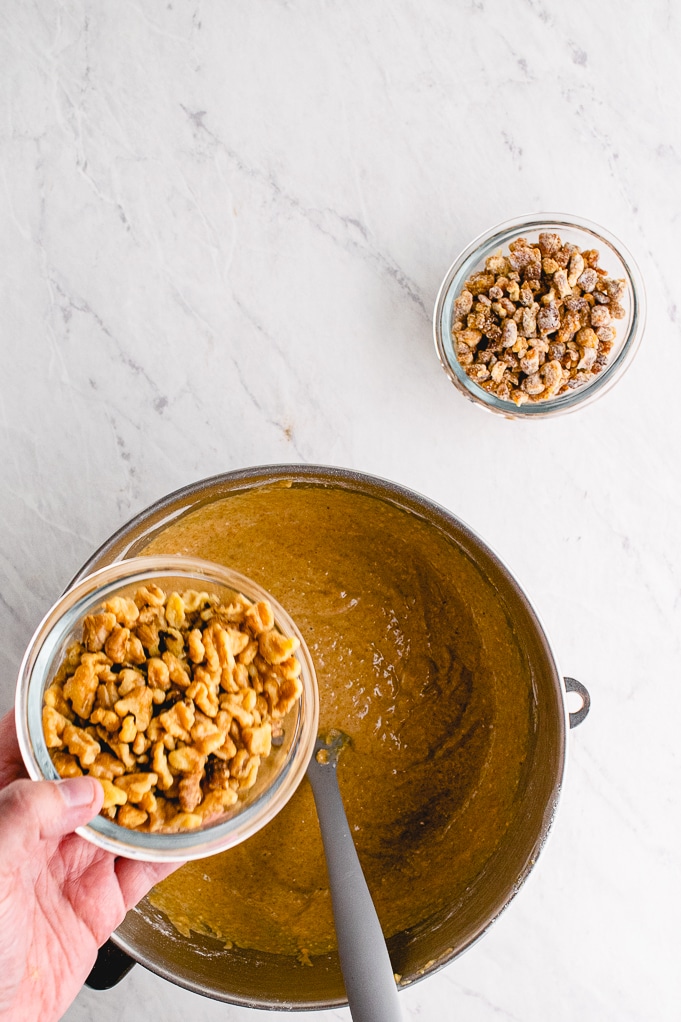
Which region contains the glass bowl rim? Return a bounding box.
[15,554,319,861]
[433,211,647,418]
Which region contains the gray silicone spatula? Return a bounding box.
[306,730,403,1022]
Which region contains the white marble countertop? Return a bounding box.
[1,1,680,1019]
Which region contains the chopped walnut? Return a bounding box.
[451,232,627,404]
[43,584,303,833]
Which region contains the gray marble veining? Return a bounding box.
[1,1,680,1019]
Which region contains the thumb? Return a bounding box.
[0,777,103,856]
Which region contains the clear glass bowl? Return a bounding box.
[433,213,646,418]
[15,555,319,861]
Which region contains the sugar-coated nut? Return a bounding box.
[537,303,560,334]
[466,270,496,295]
[577,267,597,292]
[485,254,509,275]
[567,252,585,288]
[604,277,626,299]
[519,348,540,376]
[578,348,598,371]
[522,372,545,395]
[577,326,599,349]
[541,360,564,396]
[553,269,571,299]
[538,232,561,256]
[590,304,611,327]
[501,319,517,348]
[452,231,626,403]
[453,290,473,316]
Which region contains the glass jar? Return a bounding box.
[433,213,646,418]
[15,555,319,861]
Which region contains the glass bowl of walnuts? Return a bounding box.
[433,213,646,417]
[15,556,319,861]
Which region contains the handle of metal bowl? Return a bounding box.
[85,940,135,990]
[564,677,591,728]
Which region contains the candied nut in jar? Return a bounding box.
[434,215,645,417]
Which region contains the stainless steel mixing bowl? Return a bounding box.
[79,465,589,1009]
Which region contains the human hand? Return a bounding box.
[0,710,179,1022]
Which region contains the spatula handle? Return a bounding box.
[307,762,403,1022]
